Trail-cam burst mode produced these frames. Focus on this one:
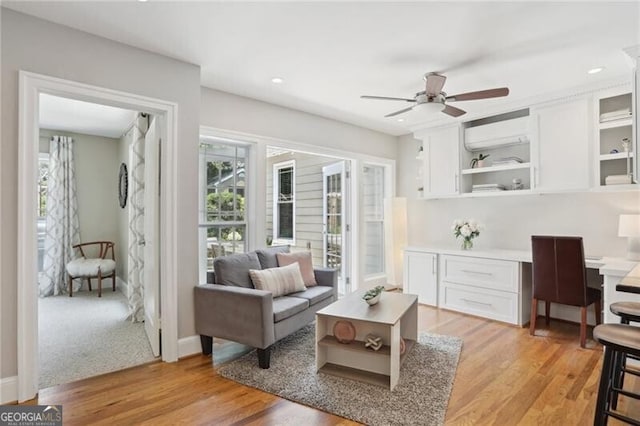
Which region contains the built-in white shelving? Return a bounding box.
[599,152,635,162]
[461,162,531,175]
[598,117,633,130]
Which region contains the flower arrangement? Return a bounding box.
[452,219,481,250]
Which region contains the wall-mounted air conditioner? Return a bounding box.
[464,116,530,151]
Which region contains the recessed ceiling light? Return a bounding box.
[588,67,605,75]
[138,0,148,2]
[271,77,284,84]
[397,118,405,122]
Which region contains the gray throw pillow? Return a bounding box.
[213,252,261,288]
[255,245,290,269]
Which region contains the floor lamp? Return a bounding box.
[384,197,407,290]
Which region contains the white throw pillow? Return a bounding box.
[249,262,307,297]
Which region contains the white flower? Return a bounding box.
[460,224,472,237]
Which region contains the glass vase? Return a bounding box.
[461,239,473,250]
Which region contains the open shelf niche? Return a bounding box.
[460,109,533,194]
[597,92,635,187]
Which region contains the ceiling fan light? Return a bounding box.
[412,102,443,114]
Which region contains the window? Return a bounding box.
[363,164,385,276]
[273,160,295,242]
[198,140,248,281]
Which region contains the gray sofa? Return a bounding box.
[194,246,338,368]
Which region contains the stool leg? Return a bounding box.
[594,347,615,426]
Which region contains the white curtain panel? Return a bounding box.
[39,136,81,297]
[127,114,149,322]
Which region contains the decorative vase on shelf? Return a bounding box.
[461,238,473,250]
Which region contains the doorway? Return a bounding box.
[35,95,160,388]
[17,72,179,402]
[267,148,352,294]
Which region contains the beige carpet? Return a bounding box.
[38,290,157,389]
[218,324,463,426]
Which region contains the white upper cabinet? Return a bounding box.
[533,98,591,191]
[419,125,460,197]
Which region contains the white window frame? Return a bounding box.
[198,138,251,283]
[362,163,386,278]
[272,159,296,245]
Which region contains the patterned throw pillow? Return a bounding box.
[249,262,307,297]
[276,251,318,287]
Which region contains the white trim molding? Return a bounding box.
[178,336,203,359]
[0,376,18,405]
[17,71,179,402]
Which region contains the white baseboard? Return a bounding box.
[537,303,598,326]
[0,376,18,404]
[178,335,202,359]
[117,277,128,298]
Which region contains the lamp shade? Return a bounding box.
[618,214,640,237]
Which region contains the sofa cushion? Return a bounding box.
[289,285,334,306]
[272,296,309,322]
[213,252,261,288]
[249,262,306,297]
[255,245,290,269]
[277,251,317,287]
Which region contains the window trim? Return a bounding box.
[272,159,296,245]
[198,139,251,283]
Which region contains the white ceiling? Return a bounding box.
[39,93,136,139]
[8,2,639,136]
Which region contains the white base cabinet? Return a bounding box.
[437,254,531,326]
[403,249,438,306]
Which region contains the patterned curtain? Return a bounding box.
[127,113,149,322]
[39,136,81,297]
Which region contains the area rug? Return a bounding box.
[217,324,463,425]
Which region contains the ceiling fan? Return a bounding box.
[361,72,509,118]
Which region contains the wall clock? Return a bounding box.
[118,163,128,208]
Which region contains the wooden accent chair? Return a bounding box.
[529,236,602,348]
[66,241,116,297]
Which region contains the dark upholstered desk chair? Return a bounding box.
[529,236,602,348]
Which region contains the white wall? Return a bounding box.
[396,135,640,257]
[39,129,120,251]
[1,9,201,379]
[200,87,397,160]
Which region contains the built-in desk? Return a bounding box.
[403,246,638,326]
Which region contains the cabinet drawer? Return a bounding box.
[440,282,519,324]
[440,255,519,293]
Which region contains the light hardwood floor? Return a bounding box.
[24,306,639,425]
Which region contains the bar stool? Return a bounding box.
[593,324,640,425]
[609,302,640,410]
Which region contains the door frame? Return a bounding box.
[322,161,348,293]
[17,71,179,402]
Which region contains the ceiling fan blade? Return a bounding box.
[442,104,466,117]
[385,106,415,118]
[446,87,509,102]
[424,73,447,96]
[361,95,416,102]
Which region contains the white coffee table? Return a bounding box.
[315,291,418,390]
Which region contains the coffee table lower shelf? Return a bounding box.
[319,362,391,387]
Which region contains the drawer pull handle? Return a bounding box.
[461,298,493,307]
[461,269,493,276]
